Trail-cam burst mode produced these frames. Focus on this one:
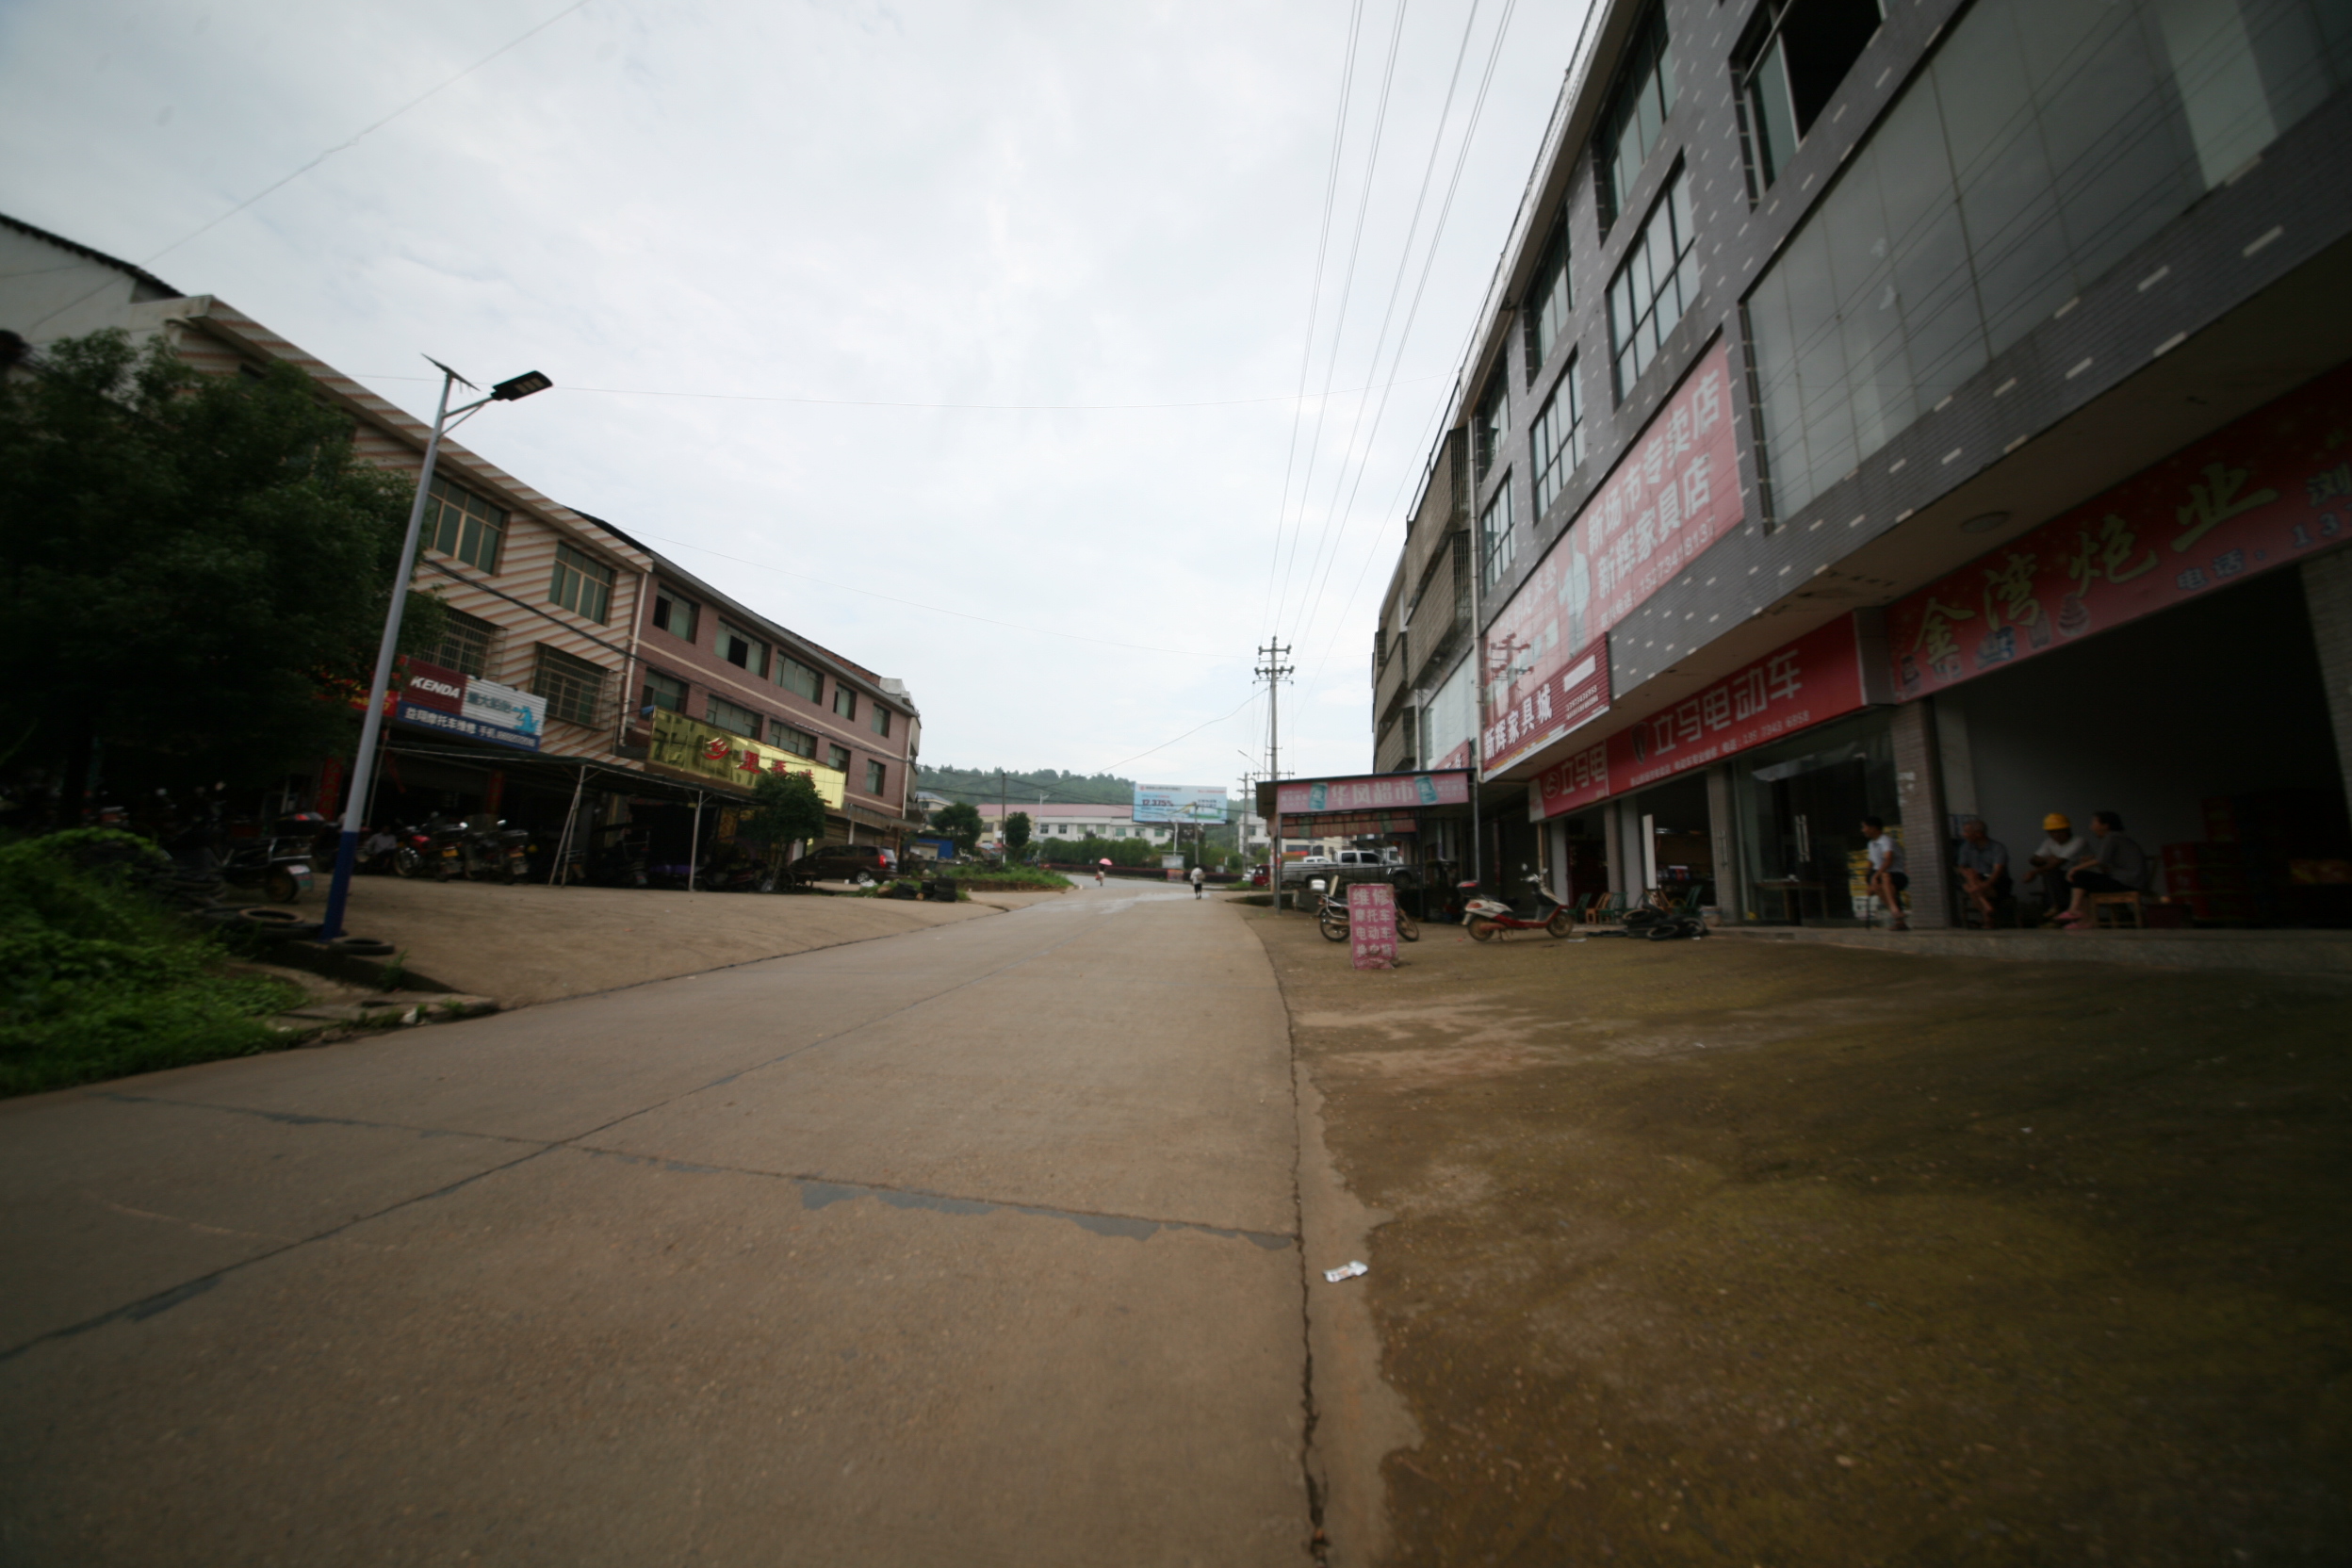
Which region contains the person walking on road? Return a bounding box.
[1190,864,1205,899]
[1094,860,1106,888]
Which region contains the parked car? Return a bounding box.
[789,843,898,883]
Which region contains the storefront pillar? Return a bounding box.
[1889,700,1952,928]
[2305,550,2352,805]
[1705,763,1740,921]
[1602,800,1626,902]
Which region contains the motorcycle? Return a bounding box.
[1461,876,1578,942]
[217,810,323,904]
[458,818,531,883]
[1314,881,1420,943]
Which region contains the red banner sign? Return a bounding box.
[1348,882,1399,971]
[1276,772,1469,816]
[400,659,467,715]
[1533,616,1869,819]
[1483,341,1742,774]
[1886,362,2352,698]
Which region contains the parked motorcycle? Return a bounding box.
[1314,881,1421,943]
[1461,876,1577,942]
[457,818,531,883]
[217,811,323,904]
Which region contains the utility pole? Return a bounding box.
[999,768,1007,858]
[1254,642,1293,910]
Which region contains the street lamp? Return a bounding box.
[318,358,553,940]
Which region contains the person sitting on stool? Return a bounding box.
[2025,812,2085,923]
[1862,815,1909,931]
[1952,817,2010,925]
[2057,811,2148,927]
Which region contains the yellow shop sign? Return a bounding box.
[646,709,846,806]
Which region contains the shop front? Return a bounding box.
[1264,770,1476,910]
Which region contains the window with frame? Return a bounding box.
[716,621,765,675]
[704,694,760,737]
[652,589,697,642]
[1607,165,1698,399]
[1531,360,1587,517]
[1473,373,1510,484]
[769,722,817,759]
[870,705,891,739]
[431,605,498,678]
[1523,221,1573,376]
[531,645,610,728]
[1597,3,1678,226]
[1479,482,1516,588]
[425,476,507,573]
[642,669,687,713]
[1735,0,1883,192]
[831,685,857,721]
[827,743,851,773]
[864,760,887,795]
[774,652,820,702]
[547,543,614,624]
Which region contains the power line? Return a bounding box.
[353,368,1446,414]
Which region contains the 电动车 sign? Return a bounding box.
[1482,342,1742,776]
[1886,360,2352,699]
[1348,882,1399,972]
[646,709,847,805]
[1133,784,1229,824]
[1275,772,1468,816]
[1531,616,1869,820]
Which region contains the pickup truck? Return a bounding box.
[1278,850,1409,890]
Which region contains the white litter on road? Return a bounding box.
[1323,1261,1368,1283]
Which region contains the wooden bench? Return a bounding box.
[2090,890,2144,929]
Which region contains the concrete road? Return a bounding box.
[0,882,1314,1566]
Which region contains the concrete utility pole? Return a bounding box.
[1254,642,1293,909]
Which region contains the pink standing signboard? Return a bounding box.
[1886,361,2352,697]
[1483,341,1742,775]
[1532,617,1869,820]
[1348,882,1399,971]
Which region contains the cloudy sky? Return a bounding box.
[3,0,1588,794]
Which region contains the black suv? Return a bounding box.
[788,843,898,883]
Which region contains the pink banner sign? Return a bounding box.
[1886,361,2352,698]
[1276,772,1468,816]
[1533,616,1869,820]
[1483,342,1742,774]
[1348,882,1399,971]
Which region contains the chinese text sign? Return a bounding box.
[1348,882,1398,971]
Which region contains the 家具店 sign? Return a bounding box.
[394,660,547,751]
[1482,342,1743,775]
[645,709,847,805]
[1886,360,2352,697]
[1531,616,1869,820]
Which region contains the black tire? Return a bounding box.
[236,906,303,929]
[504,858,529,885]
[1468,917,1501,942]
[1546,909,1574,938]
[1398,912,1420,942]
[1645,921,1683,941]
[326,935,397,958]
[1319,913,1349,942]
[265,868,302,904]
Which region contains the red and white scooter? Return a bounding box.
[1459,876,1577,941]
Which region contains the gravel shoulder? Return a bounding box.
[1250,909,2352,1564]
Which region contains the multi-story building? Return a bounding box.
[2,211,924,860]
[1370,0,2352,927]
[972,802,1178,846]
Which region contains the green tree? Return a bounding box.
[743,771,828,868]
[930,801,984,852]
[1004,811,1032,854]
[0,330,442,806]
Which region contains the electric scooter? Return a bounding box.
[1460,876,1577,942]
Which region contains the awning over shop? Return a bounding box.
[1254,769,1474,839]
[378,740,732,810]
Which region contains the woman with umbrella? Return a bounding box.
[1095,858,1109,888]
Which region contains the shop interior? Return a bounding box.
[1732,709,1903,925]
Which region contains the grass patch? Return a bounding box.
[938,865,1070,890]
[0,830,306,1098]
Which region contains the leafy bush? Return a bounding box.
[0,830,303,1097]
[940,865,1070,890]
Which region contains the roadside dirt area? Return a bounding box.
[1251,912,2352,1565]
[324,878,1004,1005]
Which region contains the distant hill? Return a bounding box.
[917,765,1141,808]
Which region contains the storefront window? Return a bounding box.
[1731,710,1901,923]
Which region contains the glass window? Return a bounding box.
[864,760,887,795]
[1480,482,1516,587]
[425,476,507,574]
[531,645,610,728]
[431,606,498,679]
[1607,164,1700,399]
[642,669,686,713]
[716,621,764,675]
[770,722,816,758]
[1531,359,1587,518]
[1524,222,1572,375]
[1740,0,2339,525]
[1597,2,1678,224]
[1474,372,1510,483]
[832,685,857,720]
[547,542,614,624]
[1730,710,1899,924]
[827,743,851,773]
[1736,0,1884,191]
[870,705,891,738]
[704,694,760,737]
[652,589,697,641]
[774,652,820,702]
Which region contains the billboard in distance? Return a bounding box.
[1134,784,1230,824]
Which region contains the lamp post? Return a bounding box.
[318,360,553,941]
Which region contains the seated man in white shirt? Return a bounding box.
[2024,812,2086,923]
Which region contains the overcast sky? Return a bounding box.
[3,0,1589,795]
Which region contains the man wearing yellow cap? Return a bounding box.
[2025,812,2086,923]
